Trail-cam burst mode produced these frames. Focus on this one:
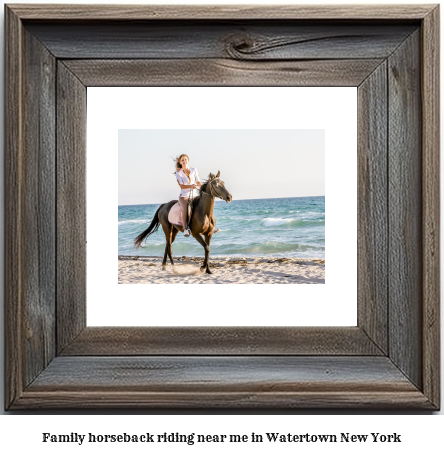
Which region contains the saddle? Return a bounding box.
[168,201,193,227]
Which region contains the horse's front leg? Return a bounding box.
[192,233,211,274]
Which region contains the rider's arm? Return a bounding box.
[176,170,194,189]
[177,180,196,189]
[194,169,201,188]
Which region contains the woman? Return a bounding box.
[175,154,201,237]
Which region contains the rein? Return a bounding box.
[188,186,194,212]
[181,168,194,211]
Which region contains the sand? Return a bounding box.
[118,255,325,284]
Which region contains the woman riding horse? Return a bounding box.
[175,154,200,237]
[134,170,232,274]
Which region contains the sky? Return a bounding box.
[118,129,324,205]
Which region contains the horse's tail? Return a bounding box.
[134,205,163,249]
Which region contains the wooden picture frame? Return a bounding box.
[5,4,440,409]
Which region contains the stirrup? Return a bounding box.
[212,226,220,234]
[184,228,191,237]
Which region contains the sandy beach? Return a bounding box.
[118,255,325,284]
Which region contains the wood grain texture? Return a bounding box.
[357,62,388,354]
[421,6,440,409]
[13,356,433,409]
[61,327,383,356]
[15,390,433,410]
[63,58,384,87]
[4,5,24,410]
[56,62,87,353]
[26,22,416,60]
[7,4,435,20]
[388,31,422,389]
[21,28,57,387]
[28,356,419,391]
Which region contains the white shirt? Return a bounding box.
[176,167,200,198]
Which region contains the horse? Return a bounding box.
[134,171,232,274]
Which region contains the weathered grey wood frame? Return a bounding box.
[5,4,440,409]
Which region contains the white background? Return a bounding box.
[0,0,442,450]
[87,87,357,326]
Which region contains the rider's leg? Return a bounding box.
[179,197,190,235]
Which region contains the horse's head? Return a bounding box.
[207,171,232,202]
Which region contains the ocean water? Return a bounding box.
[118,196,325,259]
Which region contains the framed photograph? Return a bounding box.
[92,88,357,328]
[5,4,440,409]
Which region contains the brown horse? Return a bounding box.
[134,171,232,274]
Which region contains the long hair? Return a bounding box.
[173,154,189,172]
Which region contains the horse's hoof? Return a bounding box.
[205,269,213,274]
[162,265,167,270]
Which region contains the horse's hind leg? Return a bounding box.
[162,226,173,270]
[168,228,178,265]
[162,244,169,270]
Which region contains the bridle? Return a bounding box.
[201,177,226,200]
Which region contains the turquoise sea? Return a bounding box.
[118,196,325,259]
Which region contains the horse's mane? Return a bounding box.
[192,176,211,208]
[200,178,210,194]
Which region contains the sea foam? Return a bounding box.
[262,217,296,227]
[118,218,152,225]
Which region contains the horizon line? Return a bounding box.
[118,195,325,207]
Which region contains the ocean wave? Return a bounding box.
[118,219,152,226]
[124,238,324,256]
[216,241,325,255]
[262,217,296,227]
[261,218,325,228]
